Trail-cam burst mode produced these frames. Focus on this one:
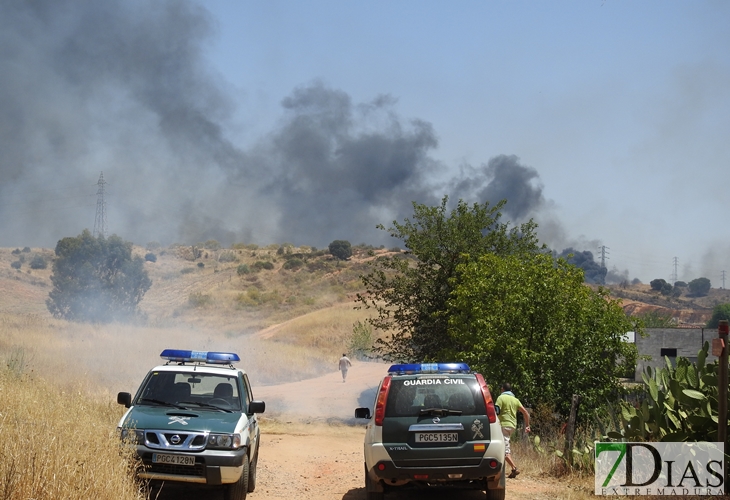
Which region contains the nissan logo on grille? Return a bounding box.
[170,434,181,445]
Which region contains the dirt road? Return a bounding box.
[154,361,567,499]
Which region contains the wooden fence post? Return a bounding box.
[564,394,581,466]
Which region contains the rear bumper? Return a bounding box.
[368,456,504,486]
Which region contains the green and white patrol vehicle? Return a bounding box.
[355,363,506,500]
[117,349,265,500]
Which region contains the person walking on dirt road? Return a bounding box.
[495,383,530,479]
[338,354,352,382]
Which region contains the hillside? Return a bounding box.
[1,242,726,341]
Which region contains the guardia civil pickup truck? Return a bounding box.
[117,349,265,500]
[355,363,506,500]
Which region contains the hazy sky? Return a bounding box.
[1,0,728,284]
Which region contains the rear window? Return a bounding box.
[384,376,486,417]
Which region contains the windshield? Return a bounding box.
[135,371,241,411]
[384,376,486,417]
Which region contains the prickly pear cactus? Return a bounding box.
[606,341,727,442]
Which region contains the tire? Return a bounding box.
[224,457,249,500]
[247,445,258,493]
[485,462,506,500]
[364,463,384,500]
[486,486,506,500]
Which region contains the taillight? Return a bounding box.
[374,376,392,426]
[475,373,497,424]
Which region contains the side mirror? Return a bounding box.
[355,407,371,419]
[117,392,132,408]
[249,400,265,414]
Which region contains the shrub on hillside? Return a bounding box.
[237,263,251,276]
[282,258,304,270]
[218,251,238,263]
[11,260,21,269]
[252,261,274,271]
[203,240,221,250]
[328,240,352,260]
[688,277,711,297]
[22,247,31,253]
[188,292,212,308]
[650,278,667,291]
[144,252,157,262]
[11,248,21,255]
[707,303,730,328]
[29,255,47,269]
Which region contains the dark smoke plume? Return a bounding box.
[1,0,551,250]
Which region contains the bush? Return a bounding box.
[237,264,251,276]
[282,258,304,270]
[22,247,30,253]
[252,261,274,271]
[188,292,212,308]
[328,240,352,260]
[144,252,157,262]
[674,281,687,287]
[197,262,205,268]
[29,255,47,269]
[650,278,667,291]
[349,320,374,360]
[11,260,21,269]
[11,248,20,255]
[218,251,238,263]
[707,303,730,328]
[688,277,711,297]
[203,240,221,250]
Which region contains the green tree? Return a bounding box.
[650,278,667,291]
[447,252,639,417]
[46,230,151,322]
[328,240,352,260]
[707,303,730,328]
[688,277,711,297]
[357,196,541,362]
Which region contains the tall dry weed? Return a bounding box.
[0,369,143,500]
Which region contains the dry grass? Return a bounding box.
[0,368,143,500]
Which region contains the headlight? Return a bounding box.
[207,433,241,450]
[119,428,145,444]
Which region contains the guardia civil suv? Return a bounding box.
[117,349,265,500]
[355,363,505,500]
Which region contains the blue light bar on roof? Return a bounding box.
[388,362,470,374]
[160,349,240,364]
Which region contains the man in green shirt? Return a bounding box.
[495,383,530,478]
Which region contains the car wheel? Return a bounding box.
[224,457,249,500]
[247,445,258,492]
[364,463,384,500]
[485,462,506,500]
